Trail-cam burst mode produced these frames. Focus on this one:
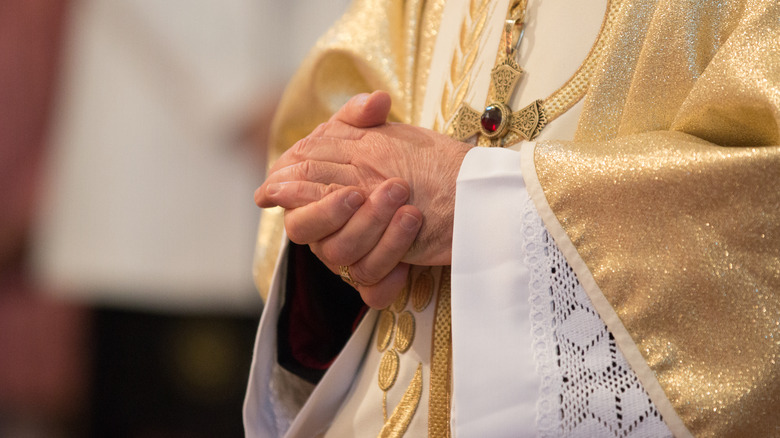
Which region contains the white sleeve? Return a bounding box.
[243,237,378,438]
[244,240,302,438]
[450,146,540,437]
[449,146,674,438]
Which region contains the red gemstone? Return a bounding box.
[481,105,502,133]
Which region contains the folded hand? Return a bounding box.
[255,91,471,307]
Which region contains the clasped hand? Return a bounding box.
[255,91,471,307]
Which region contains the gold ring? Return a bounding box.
[339,265,359,287]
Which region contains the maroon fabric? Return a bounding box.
[277,243,366,384]
[0,0,69,266]
[0,0,90,421]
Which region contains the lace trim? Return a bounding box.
[522,191,673,437]
[522,190,562,436]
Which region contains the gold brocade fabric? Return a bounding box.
[526,0,780,436]
[253,0,446,297]
[256,0,780,436]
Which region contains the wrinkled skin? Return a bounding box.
[255,91,471,307]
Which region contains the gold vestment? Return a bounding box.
[255,0,780,436]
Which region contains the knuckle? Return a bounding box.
[297,160,313,179]
[319,120,342,138]
[320,241,354,266]
[308,243,327,263]
[360,291,384,309]
[284,216,309,244]
[290,137,309,159]
[285,228,305,244]
[292,134,322,160]
[321,214,344,235]
[293,182,308,199]
[296,136,312,154]
[311,122,328,137]
[350,263,381,286]
[324,183,342,196]
[364,206,390,227]
[383,234,411,255]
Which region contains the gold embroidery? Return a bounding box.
[376,270,421,432]
[447,1,536,146]
[376,310,396,352]
[378,350,400,392]
[433,0,493,133]
[541,0,621,121]
[428,267,452,438]
[382,391,389,422]
[394,311,416,353]
[391,276,411,312]
[378,363,424,438]
[411,270,435,312]
[446,0,622,147]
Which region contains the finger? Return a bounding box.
[266,136,353,176]
[257,160,361,207]
[329,91,392,128]
[347,205,422,286]
[309,119,366,140]
[322,260,410,309]
[283,186,366,244]
[270,91,391,171]
[312,179,411,266]
[264,91,391,184]
[255,181,345,209]
[356,263,411,309]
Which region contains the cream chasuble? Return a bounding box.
[326,0,610,435]
[247,0,780,436]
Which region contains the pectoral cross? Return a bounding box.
[447,1,547,147]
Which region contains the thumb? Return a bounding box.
[330,90,392,128]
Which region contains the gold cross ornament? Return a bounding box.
[447,2,547,147]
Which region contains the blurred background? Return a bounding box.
[1,0,349,436]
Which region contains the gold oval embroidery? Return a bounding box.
[394,311,416,353]
[378,350,400,391]
[391,275,411,312]
[379,363,423,438]
[412,270,435,312]
[376,310,395,352]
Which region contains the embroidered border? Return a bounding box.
[428,267,452,437]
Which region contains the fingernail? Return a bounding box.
[387,183,408,202]
[345,191,364,210]
[400,213,420,231]
[266,183,283,195]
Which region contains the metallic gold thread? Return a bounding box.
[383,391,388,423]
[446,0,623,147]
[434,0,492,132]
[412,270,435,312]
[376,310,396,352]
[378,350,400,392]
[391,275,411,312]
[394,311,416,353]
[428,267,452,438]
[378,363,424,438]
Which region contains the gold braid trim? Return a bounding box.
[379,363,424,437]
[540,0,622,120]
[428,267,452,437]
